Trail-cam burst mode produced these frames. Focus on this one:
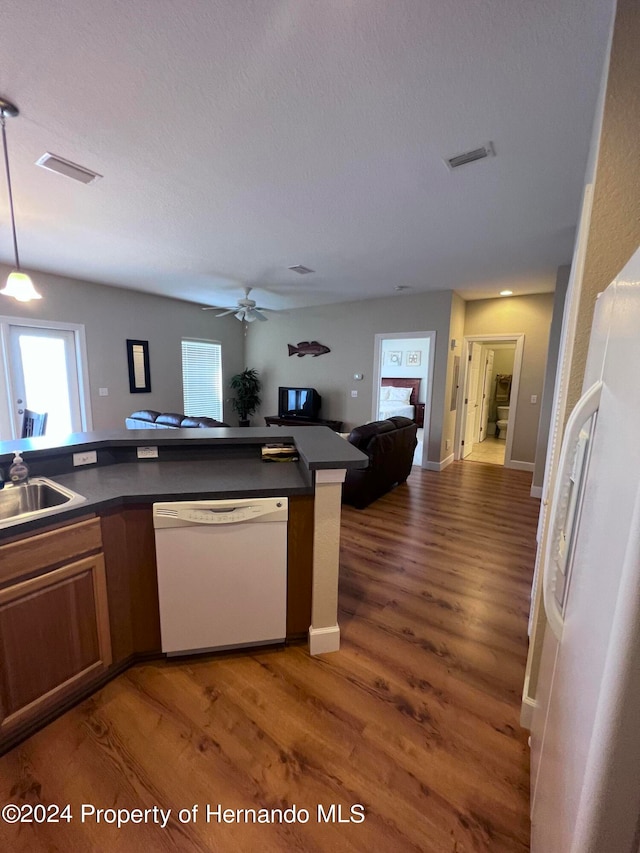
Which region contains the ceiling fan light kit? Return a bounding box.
[202,286,277,322]
[0,96,42,302]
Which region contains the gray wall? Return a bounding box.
[0,264,245,429]
[244,290,454,462]
[464,293,555,464]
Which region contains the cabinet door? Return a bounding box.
[0,555,112,734]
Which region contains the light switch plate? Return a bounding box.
[351,390,358,397]
[98,387,109,396]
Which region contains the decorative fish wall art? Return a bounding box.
[287,341,331,357]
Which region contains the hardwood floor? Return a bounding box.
[0,462,539,852]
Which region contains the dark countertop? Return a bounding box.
[0,425,365,470]
[0,427,367,539]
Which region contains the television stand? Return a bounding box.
[264,415,343,432]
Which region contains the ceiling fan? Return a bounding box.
[201,286,278,322]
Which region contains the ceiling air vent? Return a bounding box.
[288,265,315,275]
[445,142,495,171]
[35,153,102,184]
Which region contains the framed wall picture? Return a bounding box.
[126,339,151,393]
[407,350,422,366]
[385,351,402,367]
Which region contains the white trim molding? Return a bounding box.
[309,625,341,655]
[507,460,535,473]
[530,485,543,499]
[423,453,454,472]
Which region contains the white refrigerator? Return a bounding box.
[530,245,640,852]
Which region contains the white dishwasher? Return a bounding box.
[153,497,288,655]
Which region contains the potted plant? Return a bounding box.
[230,368,262,426]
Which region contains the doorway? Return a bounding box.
[373,331,436,468]
[455,334,523,468]
[0,317,92,439]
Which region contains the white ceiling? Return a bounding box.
[0,0,614,310]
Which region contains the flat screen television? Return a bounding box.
[278,386,322,420]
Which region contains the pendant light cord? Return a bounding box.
[1,109,21,271]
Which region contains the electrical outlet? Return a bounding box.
[351,390,358,398]
[137,446,159,459]
[73,451,97,467]
[98,387,109,396]
[446,439,452,451]
[531,395,538,404]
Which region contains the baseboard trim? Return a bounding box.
[506,460,535,472]
[530,485,543,499]
[309,625,341,655]
[423,453,454,472]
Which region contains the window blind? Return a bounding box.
[181,339,223,420]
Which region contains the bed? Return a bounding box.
[379,378,421,422]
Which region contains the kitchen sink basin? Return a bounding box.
[0,477,86,528]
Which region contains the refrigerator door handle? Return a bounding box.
[542,380,602,640]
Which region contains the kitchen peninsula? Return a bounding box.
[0,426,367,753]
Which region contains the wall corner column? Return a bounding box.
[308,468,346,655]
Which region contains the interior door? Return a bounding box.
[478,349,494,443]
[463,342,482,458]
[6,325,83,437]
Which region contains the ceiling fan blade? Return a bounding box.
[248,308,268,322]
[211,308,236,316]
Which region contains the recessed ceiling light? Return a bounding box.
[500,290,513,296]
[35,153,102,184]
[288,265,314,275]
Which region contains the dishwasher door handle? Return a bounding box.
[177,506,264,524]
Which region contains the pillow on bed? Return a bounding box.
[387,386,412,403]
[380,386,391,401]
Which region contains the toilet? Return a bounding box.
[496,406,510,440]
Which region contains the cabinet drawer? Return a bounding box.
[0,517,102,586]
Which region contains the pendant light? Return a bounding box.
[0,97,41,302]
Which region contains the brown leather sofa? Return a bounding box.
[342,416,418,509]
[125,410,229,429]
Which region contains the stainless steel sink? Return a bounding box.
[0,477,86,528]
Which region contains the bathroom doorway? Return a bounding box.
[454,334,524,468]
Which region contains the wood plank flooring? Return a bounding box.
[0,462,539,852]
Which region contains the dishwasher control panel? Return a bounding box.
[153,497,288,528]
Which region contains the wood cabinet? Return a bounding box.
[0,518,111,739]
[0,495,315,751]
[100,505,162,664]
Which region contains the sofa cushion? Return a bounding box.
[180,416,229,428]
[156,412,184,427]
[347,419,395,453]
[129,409,160,423]
[387,416,415,430]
